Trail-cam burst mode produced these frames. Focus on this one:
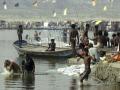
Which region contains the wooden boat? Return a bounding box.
[13,40,73,57]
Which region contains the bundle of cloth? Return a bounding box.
[57,64,93,76]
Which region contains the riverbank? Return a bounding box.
[93,60,120,84]
[91,50,120,84]
[67,46,120,84]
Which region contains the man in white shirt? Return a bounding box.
[88,43,100,63]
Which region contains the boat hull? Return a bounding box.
[13,40,73,57]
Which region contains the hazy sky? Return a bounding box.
[0,0,119,21]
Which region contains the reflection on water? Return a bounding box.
[22,74,35,90]
[5,74,22,89]
[70,78,78,90]
[4,74,35,90]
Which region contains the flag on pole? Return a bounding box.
[53,11,57,17]
[103,6,107,11]
[63,8,68,16]
[3,1,7,10]
[33,0,38,7]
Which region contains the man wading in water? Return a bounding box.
[22,54,35,74]
[80,48,95,85]
[69,24,79,57]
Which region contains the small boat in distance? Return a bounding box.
[13,40,73,57]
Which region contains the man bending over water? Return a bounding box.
[4,60,21,73]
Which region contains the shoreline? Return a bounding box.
[0,27,70,30]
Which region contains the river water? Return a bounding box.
[0,30,120,90]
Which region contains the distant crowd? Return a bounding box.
[0,20,120,31]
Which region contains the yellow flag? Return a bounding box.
[95,20,102,25]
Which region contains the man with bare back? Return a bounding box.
[80,48,94,85]
[4,60,21,73]
[69,24,79,57]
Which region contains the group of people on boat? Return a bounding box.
[17,25,42,46]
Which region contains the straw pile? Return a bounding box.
[93,56,120,84]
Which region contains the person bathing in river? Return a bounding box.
[46,39,56,51]
[4,59,21,73]
[22,54,35,74]
[80,48,95,85]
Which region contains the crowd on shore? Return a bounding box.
[68,21,120,85]
[0,19,120,31]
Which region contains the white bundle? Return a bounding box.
[57,64,85,76]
